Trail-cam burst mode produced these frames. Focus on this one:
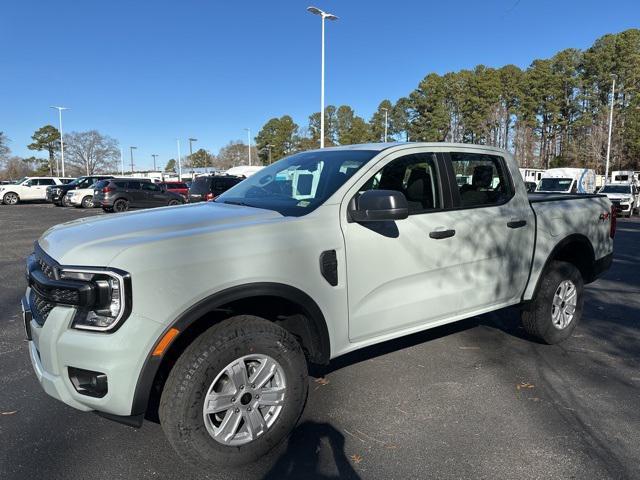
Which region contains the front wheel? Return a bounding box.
[81,195,93,208]
[159,316,308,468]
[3,192,19,205]
[521,261,584,344]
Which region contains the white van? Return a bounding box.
[536,168,596,194]
[610,170,638,185]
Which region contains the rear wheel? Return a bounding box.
[168,199,180,206]
[61,196,72,207]
[2,192,19,205]
[159,316,308,468]
[521,261,584,344]
[81,195,93,208]
[113,199,129,213]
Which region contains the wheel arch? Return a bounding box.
[530,233,596,300]
[132,282,330,421]
[2,190,20,203]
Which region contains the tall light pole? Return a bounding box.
[152,154,158,171]
[244,128,252,166]
[605,74,617,183]
[129,146,137,173]
[176,139,182,179]
[381,107,389,142]
[120,148,125,175]
[189,138,198,157]
[307,6,338,149]
[50,106,68,176]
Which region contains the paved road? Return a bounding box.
[1,203,639,480]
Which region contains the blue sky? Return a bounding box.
[1,0,638,170]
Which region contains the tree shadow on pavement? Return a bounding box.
[262,421,361,480]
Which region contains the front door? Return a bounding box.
[342,149,472,342]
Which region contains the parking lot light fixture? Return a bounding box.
[50,106,68,176]
[129,146,137,173]
[176,139,182,179]
[307,6,338,149]
[152,154,159,171]
[188,138,198,157]
[381,107,389,142]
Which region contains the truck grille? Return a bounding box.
[30,289,55,326]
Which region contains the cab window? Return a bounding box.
[449,153,512,207]
[360,153,441,215]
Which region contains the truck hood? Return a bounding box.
[38,202,282,266]
[602,193,631,201]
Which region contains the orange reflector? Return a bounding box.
[152,328,179,356]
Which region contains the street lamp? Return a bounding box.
[244,128,252,166]
[188,138,198,157]
[307,6,338,149]
[605,74,617,183]
[152,154,159,171]
[50,106,68,176]
[381,107,389,142]
[129,146,137,173]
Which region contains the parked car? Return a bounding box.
[64,183,102,208]
[598,183,639,217]
[159,181,189,199]
[92,178,186,212]
[47,175,114,206]
[188,175,243,202]
[22,143,614,468]
[536,168,597,194]
[0,176,74,205]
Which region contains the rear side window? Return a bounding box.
[94,180,109,189]
[127,181,142,189]
[38,179,56,185]
[449,153,512,207]
[360,153,441,215]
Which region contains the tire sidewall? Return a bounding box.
[533,262,584,343]
[3,192,18,205]
[81,196,93,208]
[160,317,308,467]
[113,199,128,212]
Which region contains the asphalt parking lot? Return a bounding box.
[1,203,639,480]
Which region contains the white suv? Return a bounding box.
[0,176,74,205]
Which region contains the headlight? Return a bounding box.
[59,268,131,331]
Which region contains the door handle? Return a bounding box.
[429,229,456,239]
[507,220,527,229]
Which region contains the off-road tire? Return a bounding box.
[159,316,308,468]
[521,261,584,344]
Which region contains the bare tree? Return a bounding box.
[63,130,119,175]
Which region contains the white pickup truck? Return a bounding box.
[22,143,614,468]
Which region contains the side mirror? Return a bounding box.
[349,189,409,222]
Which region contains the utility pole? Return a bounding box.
[152,154,158,171]
[120,148,125,175]
[176,139,182,179]
[605,74,617,183]
[129,146,137,173]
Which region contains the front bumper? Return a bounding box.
[23,288,165,417]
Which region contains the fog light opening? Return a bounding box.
[68,367,108,398]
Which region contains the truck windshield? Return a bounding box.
[216,149,377,216]
[538,178,573,192]
[600,185,631,194]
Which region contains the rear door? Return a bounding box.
[441,150,534,307]
[33,178,55,200]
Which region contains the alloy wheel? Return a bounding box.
[551,280,577,329]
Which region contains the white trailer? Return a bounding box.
[536,168,597,194]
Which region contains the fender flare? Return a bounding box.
[130,282,330,417]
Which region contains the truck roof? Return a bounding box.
[307,142,510,154]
